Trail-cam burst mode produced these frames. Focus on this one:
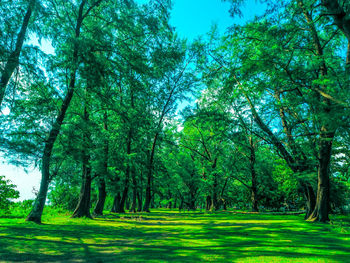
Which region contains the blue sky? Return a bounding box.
[1,0,264,201]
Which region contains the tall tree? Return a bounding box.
[26,0,103,223]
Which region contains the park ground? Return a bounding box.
[0,209,349,262]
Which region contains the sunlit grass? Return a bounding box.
[0,209,349,262]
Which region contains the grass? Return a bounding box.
[0,209,349,262]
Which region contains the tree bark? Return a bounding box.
[93,111,109,215]
[249,136,259,212]
[118,129,132,213]
[130,169,137,213]
[111,193,121,213]
[137,191,142,212]
[143,133,158,212]
[93,178,107,215]
[308,131,334,222]
[71,164,92,218]
[72,93,92,218]
[303,182,316,219]
[206,195,211,211]
[0,0,35,106]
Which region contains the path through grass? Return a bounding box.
[0,209,349,262]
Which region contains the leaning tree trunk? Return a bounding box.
[0,0,35,106]
[26,80,75,223]
[93,178,107,215]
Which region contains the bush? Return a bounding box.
[0,175,19,211]
[48,183,80,211]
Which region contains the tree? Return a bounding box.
[26,0,104,223]
[0,175,19,211]
[0,0,37,106]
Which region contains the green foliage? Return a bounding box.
[47,184,80,211]
[0,176,19,211]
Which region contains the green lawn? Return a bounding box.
[0,209,349,262]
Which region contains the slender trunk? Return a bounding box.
[118,129,132,213]
[118,185,127,213]
[126,197,130,211]
[26,0,87,224]
[130,169,137,213]
[137,191,142,212]
[111,193,121,213]
[143,133,159,212]
[93,111,108,215]
[72,97,92,218]
[26,80,75,223]
[93,178,107,215]
[211,174,219,211]
[0,0,35,106]
[206,195,211,211]
[179,198,184,211]
[143,165,152,212]
[249,136,259,212]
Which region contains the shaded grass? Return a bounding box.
[0,209,349,262]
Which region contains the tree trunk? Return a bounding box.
[25,155,50,223]
[72,169,92,218]
[130,170,137,213]
[118,129,132,213]
[143,133,159,212]
[179,198,184,211]
[249,136,259,212]
[137,191,142,212]
[93,111,108,216]
[212,174,219,211]
[308,131,334,222]
[93,178,107,216]
[118,184,127,213]
[111,193,121,213]
[206,195,211,211]
[0,0,35,106]
[303,183,316,219]
[143,168,152,212]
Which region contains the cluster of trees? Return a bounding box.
[0,0,349,223]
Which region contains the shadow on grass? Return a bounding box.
[0,210,349,262]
